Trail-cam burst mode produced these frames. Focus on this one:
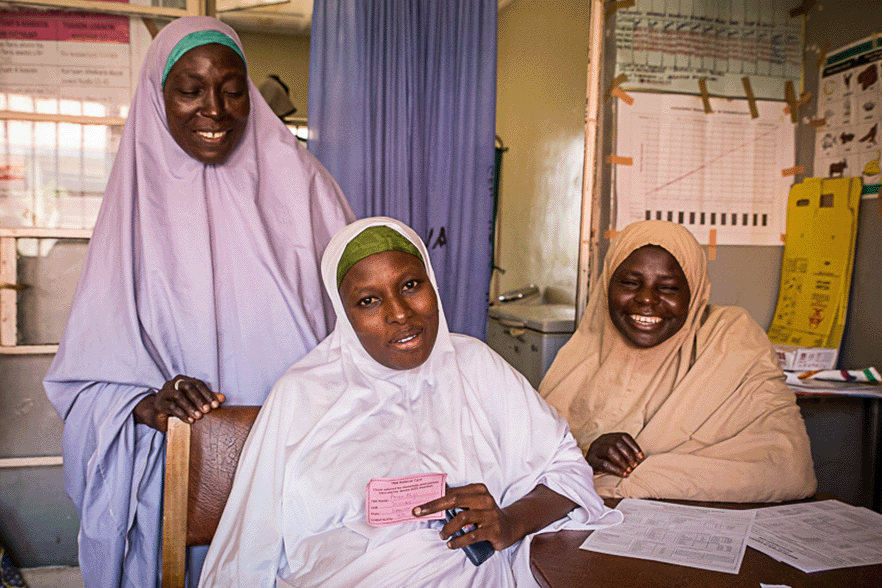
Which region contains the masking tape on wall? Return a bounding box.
[741,77,759,119]
[606,73,628,101]
[784,92,811,114]
[606,155,633,166]
[611,86,634,105]
[698,79,712,113]
[707,229,717,261]
[605,0,635,19]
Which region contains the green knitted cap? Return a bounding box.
[337,226,424,289]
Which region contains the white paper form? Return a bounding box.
[748,500,882,572]
[580,498,755,574]
[784,373,882,399]
[614,0,802,99]
[614,92,794,245]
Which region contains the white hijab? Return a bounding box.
[317,216,455,384]
[201,217,618,587]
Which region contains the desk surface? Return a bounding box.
[530,497,882,588]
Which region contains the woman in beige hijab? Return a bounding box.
[539,221,816,502]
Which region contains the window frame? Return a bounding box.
[0,228,91,354]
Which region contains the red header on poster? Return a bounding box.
[1,2,129,44]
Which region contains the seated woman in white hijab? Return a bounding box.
[200,217,620,588]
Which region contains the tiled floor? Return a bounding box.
[21,566,83,588]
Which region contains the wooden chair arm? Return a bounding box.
[161,417,191,588]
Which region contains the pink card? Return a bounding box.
[365,472,447,527]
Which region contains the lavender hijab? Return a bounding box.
[44,16,353,587]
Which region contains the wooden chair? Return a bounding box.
[161,406,260,588]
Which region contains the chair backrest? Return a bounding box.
[161,406,260,588]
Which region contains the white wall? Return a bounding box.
[237,30,310,117]
[495,0,589,303]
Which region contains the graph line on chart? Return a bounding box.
[644,124,779,197]
[615,93,794,245]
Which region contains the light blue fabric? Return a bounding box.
[308,0,497,340]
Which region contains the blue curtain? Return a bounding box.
[308,0,497,340]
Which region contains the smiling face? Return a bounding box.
[163,43,249,165]
[607,245,691,348]
[339,250,440,370]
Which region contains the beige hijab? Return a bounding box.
[539,221,816,501]
[540,221,711,452]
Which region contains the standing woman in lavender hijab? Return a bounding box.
[43,16,354,588]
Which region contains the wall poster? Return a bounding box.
[614,92,794,246]
[814,34,882,196]
[0,4,151,229]
[615,0,802,99]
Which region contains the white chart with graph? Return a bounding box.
[614,93,794,245]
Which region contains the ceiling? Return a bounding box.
[220,0,516,36]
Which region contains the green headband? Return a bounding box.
[162,30,247,87]
[337,226,424,289]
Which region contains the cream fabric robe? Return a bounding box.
[200,217,621,588]
[540,221,816,502]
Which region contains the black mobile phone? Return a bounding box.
[444,508,495,566]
